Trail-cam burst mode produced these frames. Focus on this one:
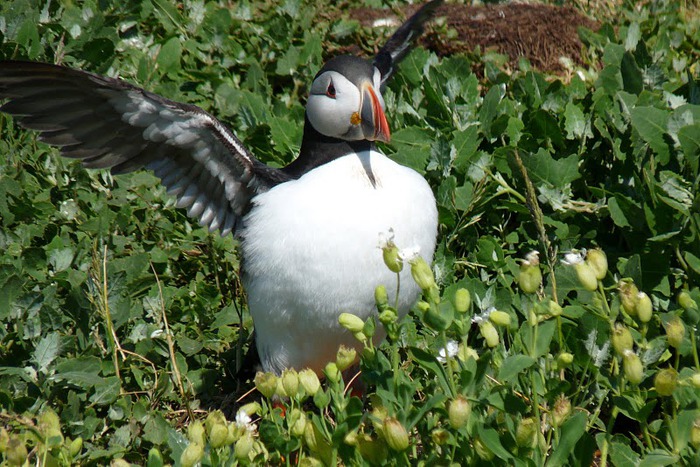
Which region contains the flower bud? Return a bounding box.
[557,352,574,368]
[69,437,83,458]
[619,280,640,316]
[254,372,278,399]
[457,344,479,362]
[431,428,449,445]
[339,313,365,333]
[654,368,678,396]
[382,417,409,451]
[448,395,471,429]
[375,285,389,310]
[515,417,538,449]
[299,458,324,467]
[147,447,163,467]
[424,302,451,331]
[479,321,499,347]
[324,362,341,384]
[281,369,300,398]
[289,409,307,437]
[382,244,403,273]
[0,427,8,452]
[548,300,563,316]
[665,316,685,349]
[612,323,634,356]
[552,395,572,427]
[678,290,698,312]
[635,292,652,323]
[6,437,28,466]
[357,434,389,464]
[209,423,229,448]
[378,309,398,327]
[205,410,227,435]
[180,442,204,467]
[489,310,512,327]
[575,262,598,291]
[622,351,644,385]
[234,431,254,460]
[187,420,206,446]
[586,249,608,280]
[38,408,63,443]
[519,262,542,294]
[111,460,131,467]
[370,404,389,433]
[691,372,700,389]
[691,418,700,449]
[410,256,436,291]
[336,345,357,372]
[454,288,471,313]
[299,369,321,396]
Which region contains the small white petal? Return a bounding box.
[377,228,395,249]
[437,340,459,362]
[561,251,584,266]
[398,246,421,262]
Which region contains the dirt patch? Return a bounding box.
[345,2,600,75]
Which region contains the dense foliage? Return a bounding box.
[1,0,699,465]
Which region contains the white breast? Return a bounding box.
[241,150,437,374]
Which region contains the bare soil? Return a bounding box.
[346,2,600,75]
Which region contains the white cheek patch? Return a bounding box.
[306,72,361,139]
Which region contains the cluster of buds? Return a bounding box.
[254,368,322,401]
[618,280,653,323]
[612,323,644,385]
[339,312,375,345]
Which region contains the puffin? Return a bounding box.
[0,1,441,375]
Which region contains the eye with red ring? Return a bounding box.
[326,81,336,99]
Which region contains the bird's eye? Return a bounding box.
[326,82,336,98]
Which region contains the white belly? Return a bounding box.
[240,150,437,374]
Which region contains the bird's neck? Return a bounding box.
[283,117,375,179]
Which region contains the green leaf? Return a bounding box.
[677,122,700,174]
[547,412,587,466]
[452,126,482,173]
[564,102,587,139]
[477,426,512,461]
[621,52,643,94]
[33,332,61,373]
[390,126,433,171]
[638,450,679,467]
[630,106,670,163]
[608,439,640,467]
[156,37,182,74]
[498,355,535,382]
[520,149,580,188]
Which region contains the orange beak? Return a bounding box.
[359,82,390,143]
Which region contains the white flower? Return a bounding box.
[523,250,540,266]
[471,307,495,325]
[437,340,459,363]
[235,409,255,432]
[561,251,585,266]
[378,228,396,249]
[398,246,421,262]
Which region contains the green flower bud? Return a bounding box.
[111,459,131,467]
[299,369,321,396]
[548,300,563,316]
[299,457,324,467]
[622,351,644,385]
[288,409,307,437]
[375,285,389,310]
[254,371,278,399]
[612,323,634,356]
[473,437,495,461]
[479,321,499,347]
[552,395,572,427]
[586,248,608,280]
[6,437,28,466]
[691,372,700,389]
[187,420,206,446]
[239,402,261,417]
[339,313,365,333]
[304,422,333,462]
[370,405,388,433]
[69,436,83,458]
[357,434,389,465]
[38,407,63,443]
[205,410,227,436]
[489,310,512,327]
[382,417,409,451]
[457,344,479,363]
[147,448,163,467]
[635,292,653,323]
[210,423,229,448]
[678,290,698,312]
[448,395,471,429]
[180,442,204,467]
[410,256,436,291]
[654,368,678,396]
[575,262,598,291]
[619,280,640,317]
[324,362,341,384]
[378,308,398,327]
[665,316,685,349]
[382,244,403,273]
[281,369,300,398]
[234,431,254,460]
[431,428,449,445]
[454,288,471,313]
[519,262,542,294]
[344,431,358,446]
[0,427,8,452]
[335,345,357,372]
[557,352,574,368]
[515,417,538,449]
[424,302,451,331]
[691,418,700,449]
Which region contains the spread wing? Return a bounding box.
[0,60,290,236]
[373,0,443,86]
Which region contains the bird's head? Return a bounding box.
[305,55,390,143]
